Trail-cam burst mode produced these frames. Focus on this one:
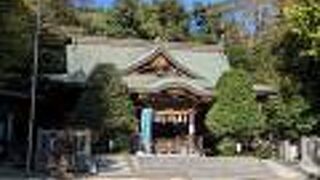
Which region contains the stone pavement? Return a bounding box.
[0,155,307,179]
[93,155,307,180]
[96,155,134,177]
[133,156,306,180]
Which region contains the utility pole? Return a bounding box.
[26,0,40,175]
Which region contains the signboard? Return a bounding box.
[140,108,153,153]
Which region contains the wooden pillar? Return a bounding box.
[178,113,182,123]
[188,112,195,136]
[188,110,195,154]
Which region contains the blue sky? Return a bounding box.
[93,0,227,8]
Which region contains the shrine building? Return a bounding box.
[50,37,272,155]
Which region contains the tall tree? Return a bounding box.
[111,0,141,37]
[155,0,189,41]
[192,3,225,44]
[0,0,84,77]
[74,64,135,138]
[0,0,33,75]
[282,0,320,59]
[42,0,80,25]
[205,69,265,142]
[262,95,315,141]
[274,0,320,133]
[224,0,320,141]
[136,3,162,39]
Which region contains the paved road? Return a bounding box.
[94,155,306,180]
[133,156,305,180]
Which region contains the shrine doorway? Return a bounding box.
[152,109,197,154]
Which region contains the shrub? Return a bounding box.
[217,137,237,156]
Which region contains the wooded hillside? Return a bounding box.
[1,0,319,143]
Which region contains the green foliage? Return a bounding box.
[284,0,320,58]
[111,0,141,37]
[262,95,316,140]
[136,4,162,39]
[276,0,320,115]
[77,0,227,42]
[117,0,189,41]
[74,64,135,138]
[225,43,251,71]
[224,0,320,141]
[41,0,80,26]
[0,0,33,74]
[77,0,189,41]
[217,137,236,156]
[250,42,281,85]
[0,0,76,76]
[154,0,189,41]
[225,28,282,86]
[78,9,121,36]
[192,3,223,44]
[205,69,265,141]
[111,134,131,153]
[253,140,274,159]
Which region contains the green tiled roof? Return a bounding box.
[60,38,230,94]
[123,74,212,96]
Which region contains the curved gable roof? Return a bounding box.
[124,46,201,79]
[64,38,230,90]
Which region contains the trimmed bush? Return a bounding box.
[217,138,237,156]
